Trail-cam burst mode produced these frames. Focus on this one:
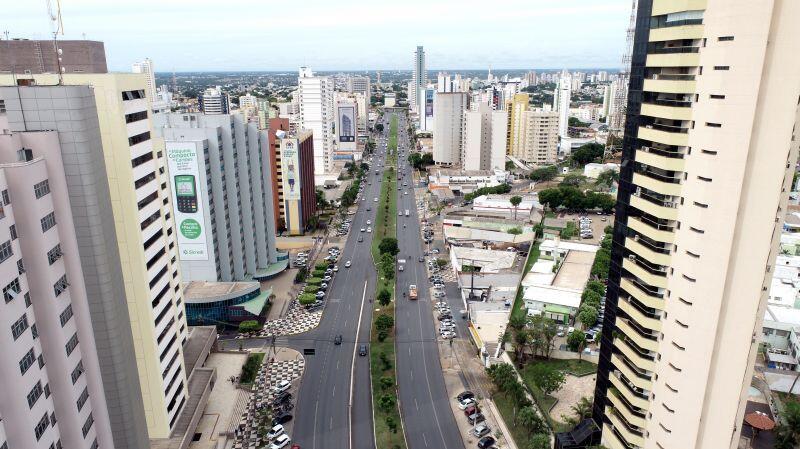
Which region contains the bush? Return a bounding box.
[507,227,523,235]
[238,320,262,334]
[562,222,578,239]
[379,376,394,390]
[239,353,264,384]
[529,165,558,182]
[378,288,392,305]
[376,314,395,332]
[379,237,400,256]
[294,268,307,283]
[586,280,606,296]
[581,290,602,309]
[304,285,319,294]
[435,258,448,268]
[604,225,614,234]
[307,277,323,285]
[298,293,317,305]
[578,305,599,328]
[385,416,398,433]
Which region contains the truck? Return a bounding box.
[405,209,410,217]
[408,284,418,300]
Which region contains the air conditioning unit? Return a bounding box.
[628,254,637,261]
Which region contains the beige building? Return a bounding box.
[519,110,558,165]
[582,1,800,449]
[461,103,507,171]
[505,93,529,157]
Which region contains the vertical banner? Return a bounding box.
[166,141,209,260]
[338,105,356,142]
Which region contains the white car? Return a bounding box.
[269,434,291,449]
[345,261,352,268]
[367,227,372,233]
[398,211,403,216]
[333,265,339,272]
[457,397,476,410]
[404,191,408,195]
[374,197,378,202]
[360,228,366,232]
[440,331,456,339]
[267,424,285,440]
[367,220,372,225]
[273,380,291,394]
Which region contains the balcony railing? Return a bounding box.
[643,98,693,108]
[644,123,690,134]
[635,190,679,211]
[648,73,696,81]
[630,213,675,234]
[639,145,686,159]
[635,167,682,185]
[626,276,665,299]
[650,46,700,54]
[628,232,671,255]
[614,371,651,405]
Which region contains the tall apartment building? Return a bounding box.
[553,76,571,138]
[0,73,190,442]
[152,112,280,282]
[461,103,507,171]
[238,94,258,110]
[505,93,529,157]
[519,110,558,165]
[198,86,230,115]
[347,76,371,100]
[276,130,317,235]
[577,1,800,449]
[411,46,427,113]
[297,67,335,174]
[432,92,467,166]
[0,115,114,449]
[131,58,156,106]
[0,39,107,74]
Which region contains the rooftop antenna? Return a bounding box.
[45,0,65,84]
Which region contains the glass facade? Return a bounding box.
[185,289,264,327]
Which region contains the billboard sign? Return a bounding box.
[338,105,356,143]
[166,141,209,260]
[281,139,302,201]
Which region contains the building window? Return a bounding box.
[705,122,722,128]
[3,277,21,302]
[131,152,154,168]
[41,212,57,233]
[718,36,734,41]
[65,332,79,356]
[0,240,12,263]
[47,244,62,265]
[128,131,151,146]
[71,360,84,384]
[38,353,45,368]
[11,313,29,340]
[9,224,16,239]
[54,275,68,297]
[31,323,38,339]
[34,413,50,441]
[27,381,43,408]
[2,189,10,205]
[125,110,148,123]
[713,66,730,71]
[19,348,35,374]
[77,387,89,411]
[710,94,725,99]
[82,413,94,438]
[59,304,73,327]
[17,259,25,275]
[121,89,146,101]
[34,180,51,199]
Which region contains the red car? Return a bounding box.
[290,445,301,449]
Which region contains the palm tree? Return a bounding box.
[570,396,593,421]
[510,195,523,220]
[517,406,545,435]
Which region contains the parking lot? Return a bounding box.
[560,212,613,244]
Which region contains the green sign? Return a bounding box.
[180,218,202,239]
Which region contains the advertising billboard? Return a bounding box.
[166,141,209,260]
[281,139,302,201]
[425,89,434,118]
[338,105,356,143]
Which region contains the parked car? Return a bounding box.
[345,261,352,268]
[272,412,293,426]
[477,436,496,449]
[468,412,485,425]
[273,380,291,394]
[267,424,286,440]
[457,397,476,409]
[472,424,491,438]
[270,434,291,449]
[272,392,292,407]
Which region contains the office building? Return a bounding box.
[153,112,281,282]
[384,92,397,108]
[0,72,189,442]
[411,46,427,113]
[0,39,107,74]
[198,86,230,115]
[273,128,317,235]
[297,67,335,174]
[432,92,467,166]
[520,110,558,165]
[131,58,156,106]
[0,114,114,449]
[437,72,455,93]
[505,93,529,157]
[462,103,507,171]
[347,76,371,100]
[576,1,800,448]
[419,87,435,132]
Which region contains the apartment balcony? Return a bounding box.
[607,406,646,448]
[617,334,658,370]
[649,24,704,42]
[622,258,668,291]
[629,194,679,221]
[646,51,701,68]
[632,172,682,197]
[607,381,649,427]
[638,124,690,147]
[612,354,653,393]
[641,102,693,121]
[643,77,696,95]
[620,277,665,311]
[617,318,660,352]
[625,234,672,266]
[635,147,686,172]
[652,0,708,16]
[603,426,639,449]
[627,216,675,243]
[619,295,663,332]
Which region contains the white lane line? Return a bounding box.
[330,416,334,430]
[423,432,429,447]
[337,360,340,370]
[332,385,336,397]
[348,281,369,449]
[415,398,419,410]
[344,320,348,328]
[313,401,319,449]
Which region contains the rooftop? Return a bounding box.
[524,285,582,309]
[451,246,520,274]
[183,281,260,303]
[764,305,800,327]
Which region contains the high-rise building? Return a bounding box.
[275,130,317,235]
[555,76,572,138]
[297,67,335,174]
[238,93,258,110]
[131,58,156,106]
[432,92,467,166]
[0,39,108,74]
[334,96,358,159]
[575,1,800,449]
[419,87,435,132]
[602,83,614,121]
[461,103,507,171]
[505,93,529,157]
[152,112,280,282]
[520,110,558,165]
[411,46,427,113]
[347,76,371,100]
[0,114,115,449]
[198,86,230,115]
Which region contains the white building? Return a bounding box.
[199,86,230,115]
[297,67,335,174]
[238,93,258,110]
[521,110,559,165]
[411,46,426,113]
[347,76,371,100]
[334,96,359,159]
[418,87,435,132]
[427,169,507,193]
[555,75,571,138]
[461,103,507,171]
[384,92,396,107]
[433,92,467,165]
[131,58,156,106]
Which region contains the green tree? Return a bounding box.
[529,165,558,182]
[379,376,394,390]
[378,393,396,412]
[578,305,599,328]
[376,314,395,332]
[591,249,611,280]
[586,280,606,297]
[238,320,262,334]
[435,258,448,268]
[570,396,594,420]
[538,188,564,211]
[379,237,399,256]
[518,406,546,436]
[510,195,523,220]
[570,142,605,166]
[595,169,619,189]
[528,434,551,449]
[375,123,384,133]
[582,290,602,309]
[380,252,395,280]
[529,315,558,359]
[567,330,587,355]
[568,116,589,128]
[506,160,516,171]
[528,363,566,396]
[487,363,517,393]
[377,288,392,305]
[775,400,800,448]
[560,173,587,187]
[507,227,523,235]
[385,416,398,433]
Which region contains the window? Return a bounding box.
[31,323,38,339]
[34,412,50,441]
[9,224,16,239]
[713,66,730,71]
[697,176,712,182]
[0,240,12,263]
[41,212,57,233]
[701,149,718,155]
[710,94,725,99]
[77,387,89,411]
[706,122,722,128]
[121,89,146,101]
[2,189,10,205]
[71,360,85,384]
[27,381,43,408]
[718,36,734,41]
[82,413,94,437]
[90,438,98,449]
[50,412,57,426]
[19,348,35,374]
[682,274,696,282]
[689,226,705,234]
[54,275,68,297]
[34,180,51,199]
[38,353,45,368]
[131,151,154,168]
[11,313,29,340]
[65,332,79,356]
[672,341,686,351]
[125,110,148,123]
[44,383,50,398]
[128,131,151,146]
[47,244,62,265]
[17,259,24,275]
[4,277,21,302]
[693,201,709,208]
[59,304,73,327]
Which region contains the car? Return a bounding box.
[366,220,371,225]
[267,424,286,440]
[473,424,491,438]
[398,265,404,272]
[359,344,368,356]
[345,261,352,268]
[464,404,479,416]
[272,412,293,426]
[404,191,408,195]
[273,380,291,394]
[320,283,328,290]
[270,434,291,449]
[419,256,424,262]
[358,236,363,242]
[457,391,475,401]
[399,211,403,216]
[457,397,476,409]
[323,275,332,281]
[468,412,485,425]
[334,335,342,345]
[477,436,496,449]
[438,314,453,321]
[440,331,456,339]
[333,265,339,272]
[374,197,378,202]
[360,228,366,232]
[315,291,326,298]
[433,291,446,298]
[367,227,372,233]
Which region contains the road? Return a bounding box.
[392,113,466,449]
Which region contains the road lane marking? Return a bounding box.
[337,360,340,370]
[415,398,419,410]
[313,401,319,449]
[423,432,429,447]
[333,385,336,397]
[348,281,369,449]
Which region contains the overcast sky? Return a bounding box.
[7,0,630,72]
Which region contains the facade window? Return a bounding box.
[82,413,94,438]
[41,212,57,233]
[125,110,148,123]
[11,313,29,340]
[34,413,50,441]
[131,151,154,168]
[90,438,98,449]
[9,224,16,239]
[17,259,25,275]
[31,323,38,339]
[4,277,21,302]
[47,244,62,265]
[121,89,146,101]
[24,291,31,307]
[54,275,68,297]
[27,381,43,408]
[59,304,74,327]
[0,240,12,263]
[718,36,734,41]
[38,353,45,368]
[713,66,730,71]
[65,332,79,356]
[19,348,35,374]
[2,189,10,205]
[71,360,84,384]
[34,180,51,199]
[77,387,90,411]
[128,131,151,146]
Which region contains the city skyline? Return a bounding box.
[6,0,630,71]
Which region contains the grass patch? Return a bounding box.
[239,352,265,385]
[525,358,597,377]
[494,393,543,448]
[511,241,541,318]
[370,115,406,449]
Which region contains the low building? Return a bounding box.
[583,162,620,179]
[768,255,800,308]
[183,281,271,327]
[427,168,507,193]
[523,285,582,324]
[472,194,540,218]
[762,305,800,371]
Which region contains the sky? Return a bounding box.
[6,0,631,72]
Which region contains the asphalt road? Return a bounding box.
[393,114,466,449]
